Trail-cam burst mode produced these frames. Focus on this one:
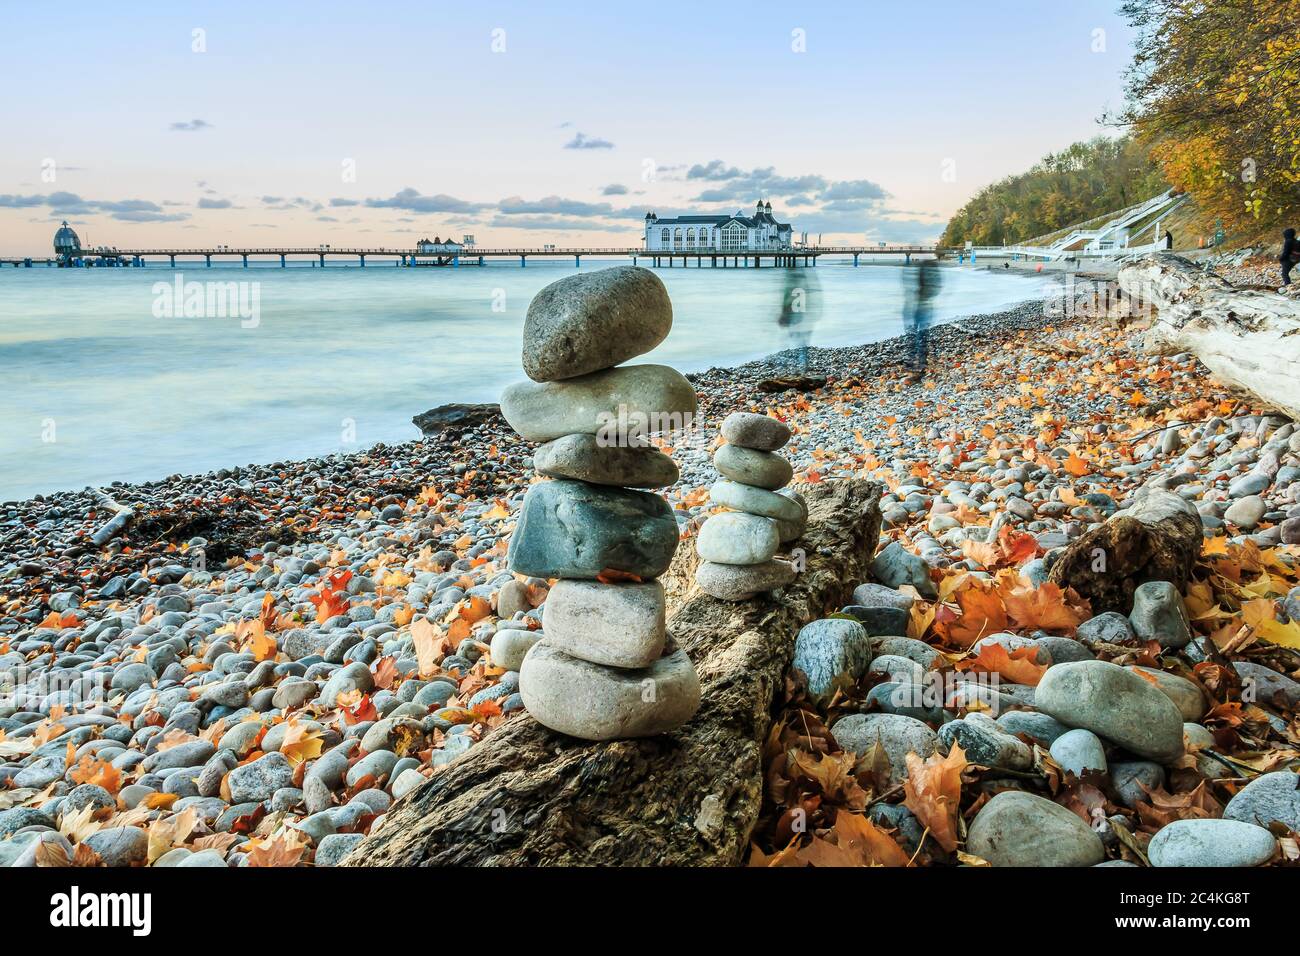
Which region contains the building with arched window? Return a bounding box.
[415,236,464,254]
[643,200,793,252]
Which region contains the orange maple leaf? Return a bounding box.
[957,642,1049,686]
[903,745,967,853]
[940,582,1009,647]
[1001,581,1086,633]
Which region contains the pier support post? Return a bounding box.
[520,256,526,267]
[242,254,249,268]
[575,255,580,268]
[853,254,859,267]
[170,254,176,267]
[205,254,211,267]
[319,254,325,268]
[905,253,911,264]
[360,255,366,267]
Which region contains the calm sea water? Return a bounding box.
[0,259,1048,501]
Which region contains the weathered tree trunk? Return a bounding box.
[1118,253,1300,419]
[345,479,882,866]
[1047,488,1203,615]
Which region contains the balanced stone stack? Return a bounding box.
[498,266,701,741]
[694,412,807,601]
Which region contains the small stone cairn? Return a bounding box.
[498,266,701,741]
[694,412,808,601]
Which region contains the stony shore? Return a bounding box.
[3,267,1299,867]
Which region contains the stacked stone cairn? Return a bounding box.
[694,411,808,601]
[498,266,701,741]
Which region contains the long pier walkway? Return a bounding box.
[2,245,945,269]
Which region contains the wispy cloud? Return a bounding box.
[169,119,213,132]
[564,131,614,150]
[197,197,235,209]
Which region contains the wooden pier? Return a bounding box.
[3,244,946,269]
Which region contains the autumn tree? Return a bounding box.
[1121,0,1300,235]
[941,136,1165,247]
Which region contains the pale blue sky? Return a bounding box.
[0,1,1135,253]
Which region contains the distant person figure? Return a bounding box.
[777,266,820,371]
[902,259,941,383]
[1165,229,1174,250]
[1281,227,1299,286]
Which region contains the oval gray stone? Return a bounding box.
[792,618,872,702]
[1127,666,1206,721]
[695,512,779,565]
[533,433,679,488]
[1147,819,1276,867]
[831,713,938,786]
[1034,660,1185,762]
[507,479,679,580]
[968,791,1105,866]
[709,479,803,521]
[694,559,796,601]
[541,580,665,668]
[1129,581,1192,649]
[719,412,791,451]
[522,266,672,382]
[519,643,700,741]
[500,364,697,443]
[1223,771,1300,831]
[489,626,545,671]
[713,445,792,490]
[1049,728,1108,776]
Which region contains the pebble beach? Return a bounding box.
[3,261,1299,868]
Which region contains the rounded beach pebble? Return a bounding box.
[521,266,672,382]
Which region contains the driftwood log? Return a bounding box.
[1118,253,1300,419]
[345,478,882,866]
[1047,488,1203,615]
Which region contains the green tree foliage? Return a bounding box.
[1120,0,1299,235]
[941,136,1165,247]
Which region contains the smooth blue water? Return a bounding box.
[0,259,1048,501]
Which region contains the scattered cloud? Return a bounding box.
[0,191,189,223]
[169,119,213,132]
[601,183,629,196]
[197,197,235,209]
[487,214,627,232]
[329,198,360,207]
[362,188,490,214]
[497,195,621,218]
[564,131,614,150]
[260,196,323,212]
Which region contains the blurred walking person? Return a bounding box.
[1281,227,1298,286]
[903,258,941,383]
[777,266,820,372]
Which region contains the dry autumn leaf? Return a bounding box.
[903,744,967,852]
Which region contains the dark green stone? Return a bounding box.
[507,479,678,580]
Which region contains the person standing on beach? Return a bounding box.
[1280,227,1299,286]
[902,258,940,383]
